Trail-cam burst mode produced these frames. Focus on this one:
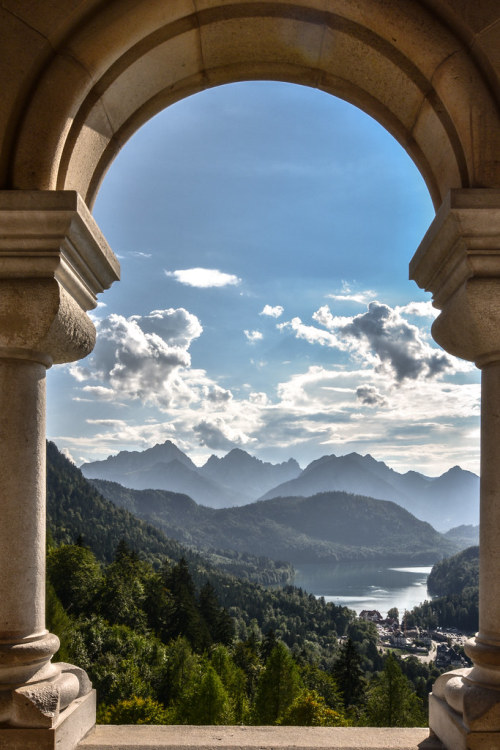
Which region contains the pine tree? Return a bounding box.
[363,652,426,727]
[98,541,149,631]
[47,543,103,616]
[163,558,209,649]
[185,666,233,724]
[332,638,366,708]
[253,642,301,724]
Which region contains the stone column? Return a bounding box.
[0,191,119,750]
[410,189,500,750]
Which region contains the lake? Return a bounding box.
[293,561,432,617]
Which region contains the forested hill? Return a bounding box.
[91,477,458,564]
[408,546,479,632]
[47,441,184,564]
[427,545,479,597]
[46,441,293,584]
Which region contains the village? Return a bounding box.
[359,610,472,670]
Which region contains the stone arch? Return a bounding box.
[7,0,500,211]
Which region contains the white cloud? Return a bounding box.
[165,267,241,288]
[244,329,263,343]
[260,304,284,318]
[130,251,152,258]
[194,419,253,450]
[61,447,76,464]
[70,309,203,409]
[282,301,460,383]
[326,282,376,305]
[396,301,438,318]
[356,385,387,407]
[59,291,481,476]
[278,317,340,347]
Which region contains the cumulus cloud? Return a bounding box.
[70,308,203,408]
[260,304,284,318]
[356,385,387,407]
[244,329,263,343]
[335,302,450,381]
[193,418,251,450]
[278,317,340,347]
[165,268,241,288]
[282,301,453,383]
[202,385,233,404]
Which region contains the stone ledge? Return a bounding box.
[79,725,443,750]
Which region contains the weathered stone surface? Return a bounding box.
[0,690,96,750]
[411,190,500,747]
[0,193,118,746]
[0,2,497,205]
[78,725,438,750]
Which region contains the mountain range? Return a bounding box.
[90,477,460,565]
[46,441,293,585]
[81,441,479,530]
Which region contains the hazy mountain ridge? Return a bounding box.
[198,448,301,500]
[90,477,459,565]
[259,454,479,531]
[47,441,294,585]
[81,441,301,508]
[81,441,479,530]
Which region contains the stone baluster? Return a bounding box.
[0,191,119,750]
[410,188,500,750]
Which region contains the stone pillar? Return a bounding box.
[0,191,119,749]
[410,189,500,750]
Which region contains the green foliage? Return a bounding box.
[182,666,234,724]
[47,543,103,616]
[46,441,186,565]
[387,607,399,621]
[45,581,74,663]
[362,653,426,727]
[253,643,302,724]
[45,441,429,729]
[98,541,150,631]
[427,546,479,596]
[299,664,343,712]
[98,696,171,724]
[70,616,167,706]
[408,546,479,632]
[279,690,349,726]
[332,638,366,708]
[47,441,356,666]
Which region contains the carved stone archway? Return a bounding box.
[0,2,499,748]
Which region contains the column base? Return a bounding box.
[430,668,500,750]
[0,689,95,750]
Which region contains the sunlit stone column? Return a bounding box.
[410,189,500,750]
[0,191,119,749]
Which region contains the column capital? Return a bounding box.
[0,191,120,365]
[410,189,500,367]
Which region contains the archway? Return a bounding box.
[0,3,500,749]
[7,0,500,207]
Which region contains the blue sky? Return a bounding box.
[47,81,481,475]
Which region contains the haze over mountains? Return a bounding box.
[81,440,479,531]
[90,479,459,565]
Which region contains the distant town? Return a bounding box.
[358,609,471,670]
